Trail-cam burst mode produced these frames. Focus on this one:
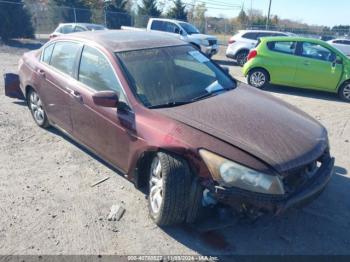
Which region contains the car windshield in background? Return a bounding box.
[86,25,106,31]
[179,22,200,35]
[117,45,235,108]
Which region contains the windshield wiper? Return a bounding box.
[191,88,229,102]
[148,100,192,109]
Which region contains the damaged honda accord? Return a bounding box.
[6,30,334,226]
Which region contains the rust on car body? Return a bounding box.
[9,30,334,225]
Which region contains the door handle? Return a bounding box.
[37,69,46,77]
[70,90,83,102]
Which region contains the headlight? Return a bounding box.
[199,149,285,195]
[201,39,209,46]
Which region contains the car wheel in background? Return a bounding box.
[148,152,192,226]
[338,82,350,102]
[27,89,50,128]
[248,68,269,89]
[236,50,249,66]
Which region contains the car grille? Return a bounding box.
[282,150,330,194]
[208,39,217,46]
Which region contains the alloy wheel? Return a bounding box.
[29,91,45,125]
[250,71,266,88]
[343,84,350,100]
[149,156,163,214]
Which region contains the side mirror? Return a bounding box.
[92,90,119,107]
[221,66,230,74]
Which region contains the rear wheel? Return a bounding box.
[27,89,50,128]
[236,50,249,67]
[148,152,193,226]
[248,68,269,89]
[338,82,350,102]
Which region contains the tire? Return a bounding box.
[185,177,204,224]
[247,68,269,89]
[148,152,192,226]
[338,82,350,102]
[27,88,50,128]
[236,50,249,67]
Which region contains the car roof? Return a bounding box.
[259,36,328,44]
[239,29,290,34]
[150,18,187,24]
[59,23,104,27]
[58,30,186,52]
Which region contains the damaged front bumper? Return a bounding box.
[208,157,334,215]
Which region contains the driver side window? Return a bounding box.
[78,46,126,102]
[300,42,335,62]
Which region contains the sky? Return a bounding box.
[191,0,350,27]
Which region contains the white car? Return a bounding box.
[147,18,219,57]
[327,39,350,56]
[49,23,107,39]
[226,30,293,66]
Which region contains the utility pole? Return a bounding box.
[265,0,272,30]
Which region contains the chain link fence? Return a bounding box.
[1,1,350,45]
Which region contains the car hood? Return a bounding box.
[187,33,217,41]
[156,84,329,174]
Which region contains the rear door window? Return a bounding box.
[60,25,74,34]
[242,32,258,40]
[50,42,81,77]
[151,20,165,31]
[267,41,297,55]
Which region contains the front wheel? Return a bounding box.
[247,69,269,89]
[27,89,50,128]
[148,152,192,226]
[338,82,350,102]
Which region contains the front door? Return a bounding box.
[69,45,134,172]
[294,41,342,91]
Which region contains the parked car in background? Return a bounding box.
[6,31,334,226]
[243,36,350,101]
[49,23,107,39]
[226,30,294,66]
[122,18,219,57]
[320,35,335,42]
[327,39,350,56]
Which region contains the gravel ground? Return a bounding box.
[0,40,350,257]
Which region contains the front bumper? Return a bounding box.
[208,157,334,215]
[201,45,219,56]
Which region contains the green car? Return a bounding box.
[243,36,350,101]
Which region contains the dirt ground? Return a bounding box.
[0,40,350,257]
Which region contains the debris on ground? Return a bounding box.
[107,204,125,221]
[90,176,110,188]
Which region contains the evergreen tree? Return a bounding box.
[167,0,187,21]
[105,0,131,29]
[138,0,161,17]
[0,0,34,41]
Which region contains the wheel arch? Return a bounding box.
[235,48,250,58]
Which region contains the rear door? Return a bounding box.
[264,40,299,85]
[38,41,82,133]
[69,45,133,172]
[294,41,342,91]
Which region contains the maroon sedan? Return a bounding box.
[6,31,334,226]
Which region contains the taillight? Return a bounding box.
[247,50,257,61]
[228,37,235,44]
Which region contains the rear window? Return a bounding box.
[50,42,81,77]
[267,41,296,55]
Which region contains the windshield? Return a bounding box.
[179,22,200,35]
[116,45,236,108]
